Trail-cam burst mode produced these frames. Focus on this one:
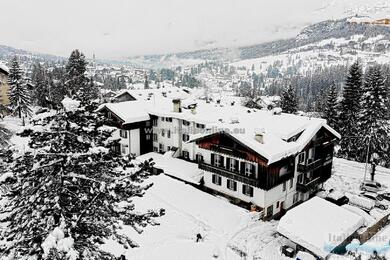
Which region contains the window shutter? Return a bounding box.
[211,154,215,166]
[234,160,239,172]
[226,158,231,169]
[250,164,255,174]
[220,155,224,167]
[249,186,254,197]
[233,181,237,191]
[240,162,245,174]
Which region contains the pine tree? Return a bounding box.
[50,68,67,109]
[144,75,149,89]
[1,102,164,259]
[65,50,88,98]
[338,60,363,160]
[8,56,32,119]
[280,85,298,114]
[31,63,50,107]
[358,65,390,166]
[0,123,11,147]
[324,84,339,130]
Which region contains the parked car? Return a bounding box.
[379,192,390,202]
[317,189,349,206]
[325,190,350,206]
[360,181,385,193]
[348,194,375,212]
[360,192,388,210]
[281,245,295,258]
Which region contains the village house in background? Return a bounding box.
[98,86,340,219]
[0,63,10,108]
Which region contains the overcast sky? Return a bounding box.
[0,0,386,59]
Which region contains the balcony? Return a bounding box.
[298,158,324,173]
[199,162,261,188]
[209,144,247,159]
[296,176,322,192]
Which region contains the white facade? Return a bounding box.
[105,102,334,217]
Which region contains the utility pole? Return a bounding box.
[363,135,372,181]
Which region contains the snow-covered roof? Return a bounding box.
[97,101,151,124]
[114,86,190,101]
[99,92,340,164]
[0,62,9,75]
[277,197,364,259]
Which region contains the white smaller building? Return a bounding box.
[277,197,364,259]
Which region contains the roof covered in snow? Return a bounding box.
[277,197,364,259]
[0,62,9,75]
[99,91,340,164]
[114,86,190,101]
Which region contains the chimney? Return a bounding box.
[255,129,265,144]
[190,104,197,114]
[172,98,182,113]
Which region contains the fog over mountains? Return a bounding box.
[0,0,389,59]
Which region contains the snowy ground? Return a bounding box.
[101,174,279,260]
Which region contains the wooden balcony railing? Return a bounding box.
[199,162,261,188]
[296,176,322,192]
[298,158,324,173]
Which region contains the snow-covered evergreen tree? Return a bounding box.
[323,84,339,130]
[31,63,50,107]
[1,101,163,259]
[144,75,149,89]
[65,50,98,102]
[280,85,298,114]
[0,123,11,147]
[338,60,363,160]
[358,65,390,165]
[8,57,32,119]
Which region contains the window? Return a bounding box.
[230,159,239,172]
[212,174,222,185]
[196,123,205,129]
[153,146,158,152]
[182,134,190,142]
[159,143,164,153]
[276,201,280,208]
[167,130,171,138]
[289,179,293,189]
[293,193,298,204]
[182,150,189,159]
[245,163,255,177]
[196,153,204,163]
[153,133,158,142]
[161,129,165,137]
[120,130,128,138]
[183,120,190,126]
[266,205,273,217]
[152,119,158,126]
[212,155,224,167]
[167,146,171,151]
[146,134,151,141]
[227,179,237,191]
[298,152,305,164]
[161,117,165,122]
[166,117,172,122]
[121,144,128,154]
[283,182,286,191]
[242,184,254,197]
[145,121,151,127]
[298,173,304,184]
